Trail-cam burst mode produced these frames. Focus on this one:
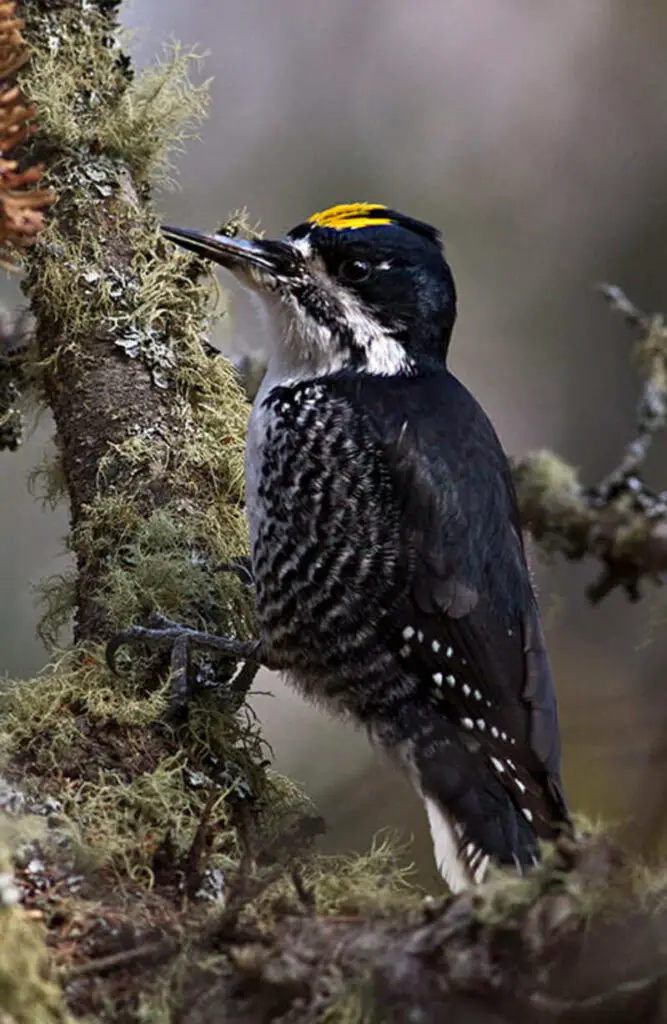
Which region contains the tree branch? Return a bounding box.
[513,285,667,602]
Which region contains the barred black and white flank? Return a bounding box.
[162,202,571,892]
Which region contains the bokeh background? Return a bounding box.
[3,0,667,885]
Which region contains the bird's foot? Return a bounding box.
[106,612,264,716]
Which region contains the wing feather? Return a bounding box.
[330,370,570,860]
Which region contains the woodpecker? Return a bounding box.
[151,203,570,891]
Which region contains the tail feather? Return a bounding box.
[422,794,490,891]
[386,732,543,891]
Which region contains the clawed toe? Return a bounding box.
[105,612,263,714]
[215,556,254,587]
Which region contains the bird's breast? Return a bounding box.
[244,378,406,701]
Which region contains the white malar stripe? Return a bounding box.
[422,797,470,893]
[336,287,412,375]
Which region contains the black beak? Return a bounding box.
[162,225,297,276]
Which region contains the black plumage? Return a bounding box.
[252,369,569,886]
[154,202,571,889]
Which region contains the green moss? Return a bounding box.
[319,987,373,1024]
[84,504,251,633]
[64,752,237,884]
[23,9,207,185]
[2,648,164,741]
[0,843,73,1024]
[513,449,583,509]
[99,44,210,183]
[257,835,420,922]
[1,649,323,889]
[34,573,77,649]
[472,826,616,930]
[303,836,418,917]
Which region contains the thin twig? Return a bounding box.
[599,282,651,331]
[515,285,667,602]
[183,785,220,901]
[60,939,178,981]
[290,863,316,914]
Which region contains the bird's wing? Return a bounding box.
[331,370,569,876]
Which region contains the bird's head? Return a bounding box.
[163,202,457,378]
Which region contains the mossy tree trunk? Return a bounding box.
[22,1,252,647]
[3,3,667,1024]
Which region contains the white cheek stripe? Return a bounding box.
[235,239,413,378]
[336,287,411,375]
[275,263,412,378]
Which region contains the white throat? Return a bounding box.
[236,277,413,383]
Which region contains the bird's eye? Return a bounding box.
[338,258,372,283]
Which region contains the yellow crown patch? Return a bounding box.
[307,203,392,231]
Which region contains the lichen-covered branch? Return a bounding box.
[130,834,667,1024]
[513,286,667,603]
[19,1,251,645]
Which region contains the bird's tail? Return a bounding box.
[414,749,542,892]
[420,792,489,892]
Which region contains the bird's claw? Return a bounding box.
[215,556,254,587]
[106,611,263,715]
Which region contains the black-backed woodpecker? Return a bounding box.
[156,202,571,891]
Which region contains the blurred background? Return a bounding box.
[3,0,667,885]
